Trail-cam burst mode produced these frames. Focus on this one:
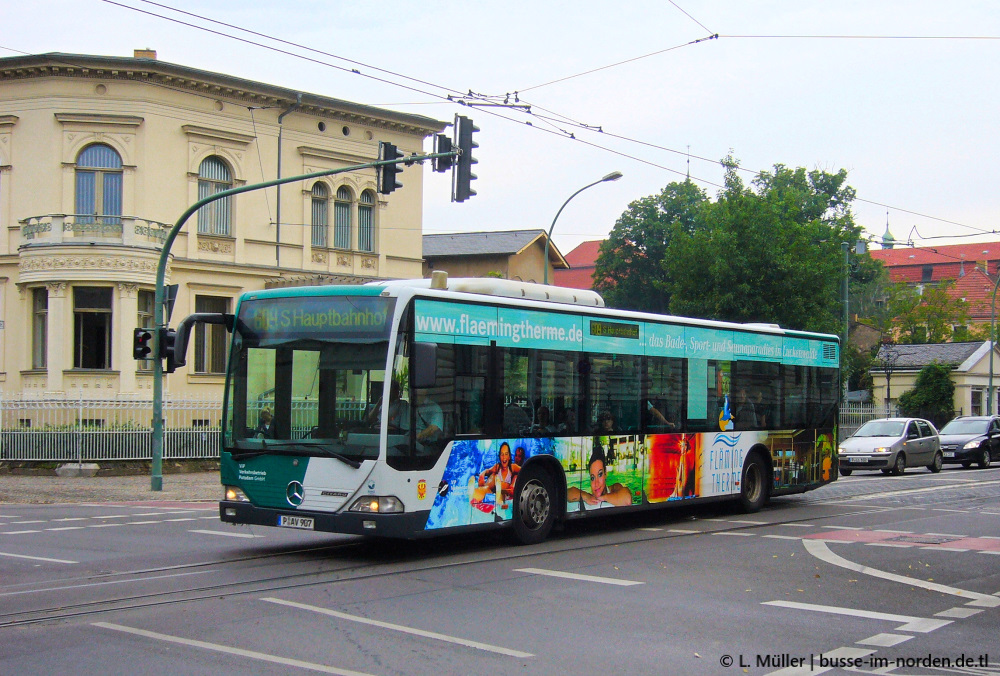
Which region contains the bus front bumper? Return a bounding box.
[219,500,431,539]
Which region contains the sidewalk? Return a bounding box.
[0,471,220,504]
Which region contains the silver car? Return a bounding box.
[838,417,942,476]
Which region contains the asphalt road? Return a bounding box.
[1,466,998,675]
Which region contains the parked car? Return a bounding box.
[937,415,999,469]
[838,417,942,476]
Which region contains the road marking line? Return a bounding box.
[822,525,863,530]
[980,536,1000,540]
[935,607,983,618]
[924,532,966,537]
[0,551,78,564]
[713,532,754,537]
[1,530,41,534]
[979,551,1000,556]
[89,523,125,528]
[165,518,198,522]
[873,529,912,533]
[93,622,375,676]
[777,523,815,528]
[129,520,164,525]
[708,518,766,524]
[189,529,262,539]
[0,570,213,597]
[638,527,662,531]
[13,520,46,524]
[667,528,699,533]
[931,508,969,513]
[762,600,951,632]
[856,633,912,647]
[515,567,643,586]
[922,547,969,552]
[803,540,1000,607]
[51,517,88,522]
[763,535,802,540]
[261,598,534,658]
[824,480,1000,503]
[46,527,86,531]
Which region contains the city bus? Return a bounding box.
[210,275,839,544]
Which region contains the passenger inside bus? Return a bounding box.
[255,407,275,439]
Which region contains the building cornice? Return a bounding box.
[0,53,446,136]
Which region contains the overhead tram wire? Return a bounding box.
[90,3,998,243]
[129,0,469,101]
[101,0,459,103]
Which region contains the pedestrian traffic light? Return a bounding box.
[133,328,153,360]
[453,115,479,202]
[159,327,178,373]
[377,141,404,195]
[432,133,453,173]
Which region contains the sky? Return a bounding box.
[4,1,1000,256]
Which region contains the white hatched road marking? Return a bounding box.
[515,567,643,586]
[803,540,1000,607]
[262,598,534,658]
[94,622,375,676]
[856,633,912,647]
[189,529,262,539]
[0,551,78,564]
[762,600,951,633]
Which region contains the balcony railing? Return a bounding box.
[19,214,171,246]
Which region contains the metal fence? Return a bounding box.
[839,402,898,440]
[0,394,222,463]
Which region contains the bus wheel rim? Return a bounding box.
[519,480,550,530]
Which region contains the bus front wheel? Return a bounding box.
[512,466,556,545]
[738,453,769,513]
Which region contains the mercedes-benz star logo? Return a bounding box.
[286,481,305,506]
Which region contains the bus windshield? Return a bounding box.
[223,295,396,464]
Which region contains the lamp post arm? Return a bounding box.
[543,178,606,285]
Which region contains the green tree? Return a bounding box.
[593,180,707,313]
[884,281,970,344]
[666,158,863,334]
[896,362,955,427]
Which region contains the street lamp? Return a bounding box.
[543,171,623,285]
[879,342,900,412]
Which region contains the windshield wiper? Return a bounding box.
[279,443,363,469]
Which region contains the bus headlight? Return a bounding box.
[348,496,404,513]
[224,486,249,502]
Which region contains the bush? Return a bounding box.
[897,361,955,428]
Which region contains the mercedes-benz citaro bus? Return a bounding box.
[206,273,839,544]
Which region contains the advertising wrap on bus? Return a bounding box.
[413,300,836,366]
[425,430,835,530]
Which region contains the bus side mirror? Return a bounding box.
[412,342,437,388]
[164,312,234,373]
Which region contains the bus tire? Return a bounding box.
[738,452,768,513]
[512,465,556,545]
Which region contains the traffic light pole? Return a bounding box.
[149,150,457,491]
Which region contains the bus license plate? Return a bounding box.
[278,515,314,530]
[849,457,867,463]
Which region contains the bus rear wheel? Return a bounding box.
[512,466,556,545]
[738,453,768,513]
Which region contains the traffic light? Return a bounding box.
[453,115,479,202]
[377,142,404,195]
[133,328,153,360]
[432,133,453,172]
[159,327,178,373]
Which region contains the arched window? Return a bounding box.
[333,186,352,249]
[311,183,329,247]
[197,156,233,236]
[358,190,376,253]
[75,144,123,225]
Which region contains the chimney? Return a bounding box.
[134,49,157,60]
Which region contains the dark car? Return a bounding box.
[937,416,999,469]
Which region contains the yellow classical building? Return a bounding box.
[0,50,445,401]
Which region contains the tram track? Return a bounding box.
[0,501,901,629]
